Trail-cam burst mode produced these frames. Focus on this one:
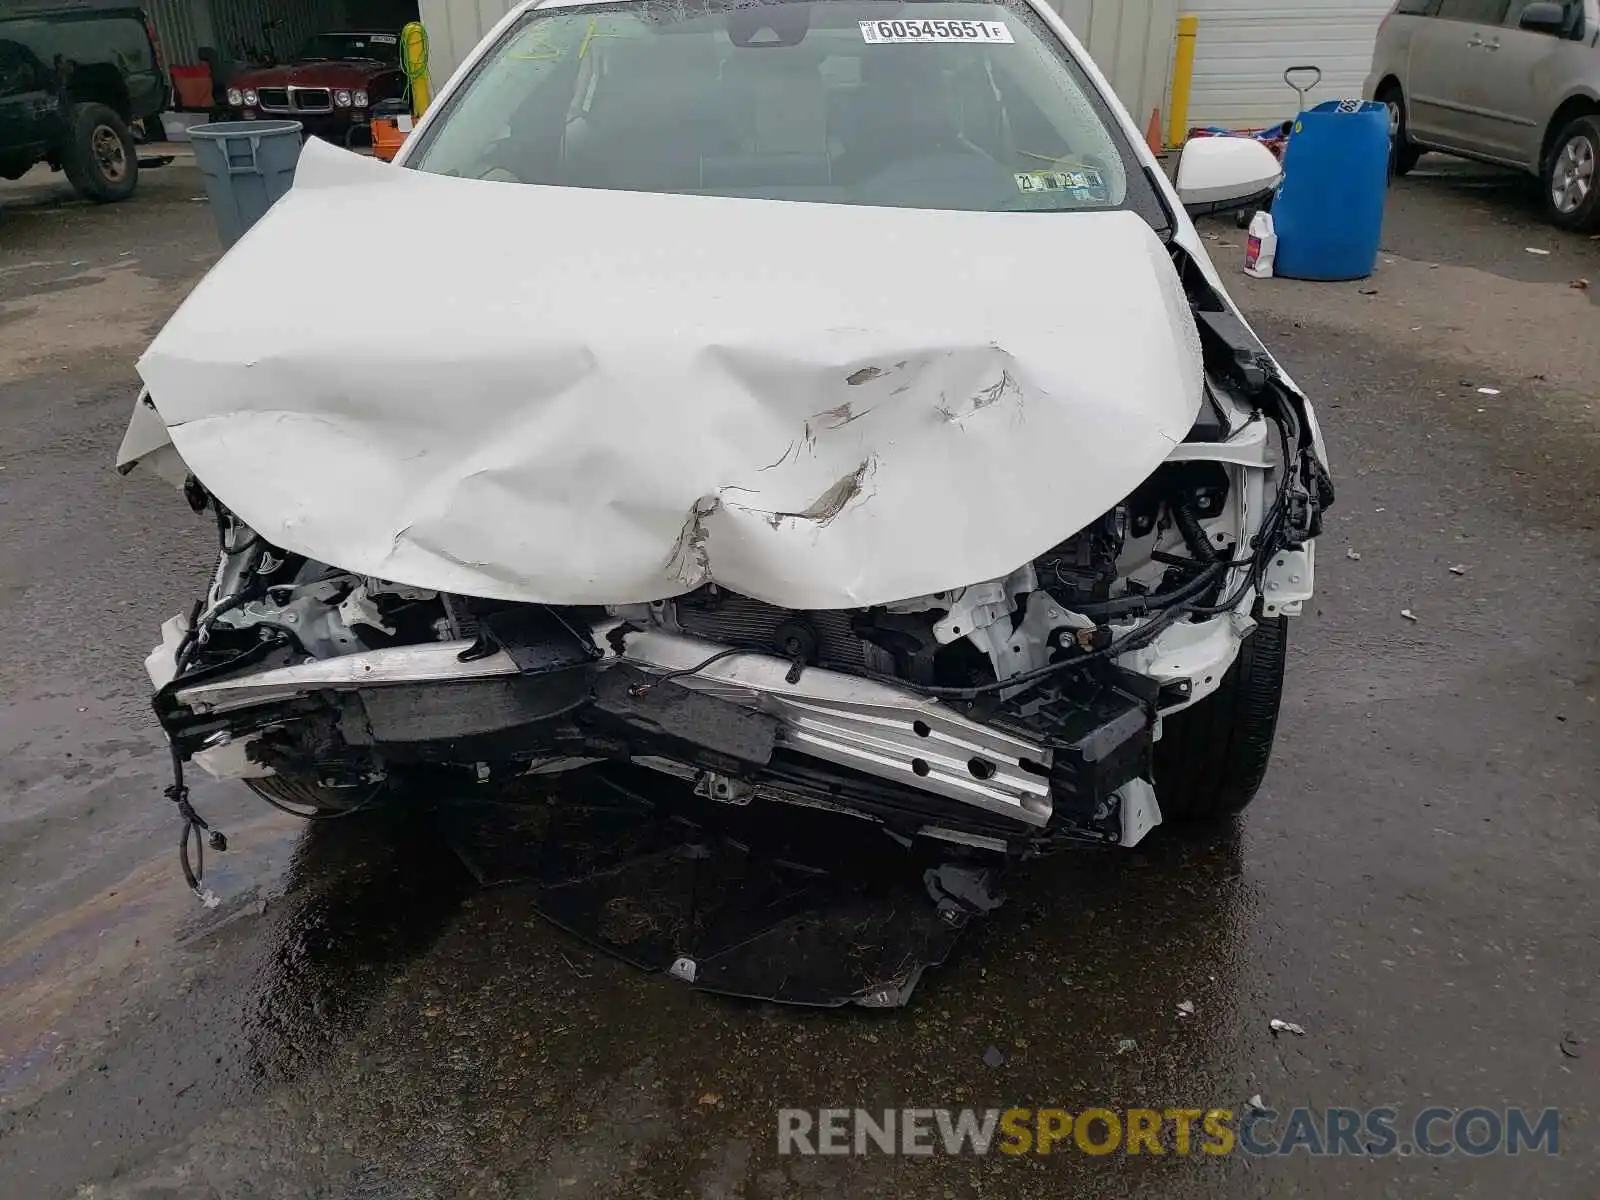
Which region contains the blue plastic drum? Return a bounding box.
[1271,100,1390,281]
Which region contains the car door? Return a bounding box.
[0,30,51,160]
[88,10,164,121]
[1406,0,1512,152]
[1472,0,1591,166]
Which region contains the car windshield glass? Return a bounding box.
[296,33,399,63]
[406,0,1166,223]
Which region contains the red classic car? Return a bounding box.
[226,32,406,145]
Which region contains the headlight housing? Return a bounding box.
[335,90,352,108]
[227,88,244,107]
[352,90,369,108]
[242,88,258,107]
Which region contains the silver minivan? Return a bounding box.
[1365,0,1600,228]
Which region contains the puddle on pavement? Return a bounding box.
[0,759,1267,1198]
[0,809,296,1104]
[0,793,473,1109]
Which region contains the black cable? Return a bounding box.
[1187,403,1303,617]
[162,556,269,897]
[627,646,753,696]
[1172,501,1219,564]
[825,600,1195,700]
[164,739,226,896]
[172,588,258,679]
[1069,559,1227,620]
[1149,549,1210,571]
[1185,570,1262,618]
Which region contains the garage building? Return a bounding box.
[1183,0,1393,129]
[411,0,1394,146]
[143,0,420,78]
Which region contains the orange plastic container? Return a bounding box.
[170,65,213,112]
[371,117,411,162]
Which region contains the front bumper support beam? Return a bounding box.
[169,622,1157,836]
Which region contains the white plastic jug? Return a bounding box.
[1244,211,1277,279]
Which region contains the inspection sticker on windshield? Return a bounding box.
[859,19,1014,43]
[1015,167,1107,200]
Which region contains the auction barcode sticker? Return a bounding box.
[859,19,1014,43]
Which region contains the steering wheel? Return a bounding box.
[475,165,523,184]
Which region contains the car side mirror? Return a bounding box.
[1174,137,1284,218]
[1518,1,1568,33]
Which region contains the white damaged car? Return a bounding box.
[122,0,1332,871]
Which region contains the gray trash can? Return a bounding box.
[187,120,305,250]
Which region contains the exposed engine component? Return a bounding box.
[638,467,1242,696]
[1035,506,1128,606]
[209,567,443,661]
[151,384,1324,902]
[664,587,896,674]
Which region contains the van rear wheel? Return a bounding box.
[1544,114,1600,231]
[1378,84,1421,178]
[62,103,139,203]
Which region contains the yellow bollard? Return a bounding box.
[1168,15,1199,150]
[402,21,431,118]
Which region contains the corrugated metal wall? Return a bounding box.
[418,0,1180,122]
[210,0,349,63]
[417,0,520,88]
[146,0,202,65]
[148,1,424,68]
[1048,0,1180,133]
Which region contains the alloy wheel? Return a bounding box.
[91,125,127,184]
[1551,133,1595,215]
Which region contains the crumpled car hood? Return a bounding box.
[136,141,1203,610]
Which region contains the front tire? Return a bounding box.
[1378,84,1421,178]
[1543,114,1600,231]
[1153,613,1288,822]
[61,102,138,203]
[247,777,380,818]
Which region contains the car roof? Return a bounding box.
[533,0,1002,9]
[3,1,149,17]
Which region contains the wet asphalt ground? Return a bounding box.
[0,155,1596,1198]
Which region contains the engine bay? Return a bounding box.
[150,342,1328,874]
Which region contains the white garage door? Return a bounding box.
[1185,0,1393,130]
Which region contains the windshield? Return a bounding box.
[406,0,1165,221]
[295,32,400,63]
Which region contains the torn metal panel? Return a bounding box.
[437,768,985,1007]
[115,388,189,488]
[136,140,1204,611]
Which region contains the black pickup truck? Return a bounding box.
[0,3,168,202]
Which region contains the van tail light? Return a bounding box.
[145,13,165,75]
